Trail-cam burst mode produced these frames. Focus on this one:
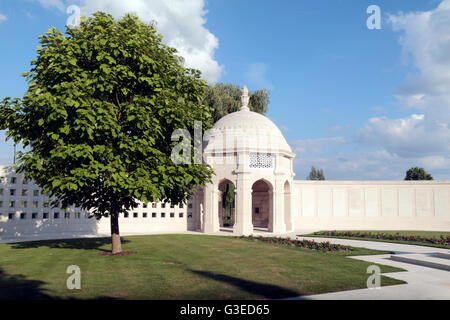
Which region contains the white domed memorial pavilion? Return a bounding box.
[200,85,296,235]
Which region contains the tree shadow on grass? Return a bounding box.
[0,268,117,300]
[0,268,55,300]
[9,237,130,252]
[189,270,300,299]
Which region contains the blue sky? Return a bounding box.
[1,0,449,180]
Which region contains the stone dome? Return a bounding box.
[204,86,293,156]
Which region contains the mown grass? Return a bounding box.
[0,234,406,300]
[300,230,450,249]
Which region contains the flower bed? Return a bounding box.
[237,235,352,252]
[312,231,450,247]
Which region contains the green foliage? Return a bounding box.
[221,183,235,226]
[203,83,270,122]
[239,235,353,252]
[310,230,450,249]
[222,183,235,210]
[0,12,214,218]
[404,167,433,180]
[307,166,325,180]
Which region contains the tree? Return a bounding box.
[404,167,433,180]
[203,83,270,122]
[0,12,214,254]
[317,169,325,180]
[307,166,325,180]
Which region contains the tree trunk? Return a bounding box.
[110,211,122,254]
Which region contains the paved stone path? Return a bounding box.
[286,232,450,300]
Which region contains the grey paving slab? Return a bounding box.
[437,252,450,259]
[390,253,450,271]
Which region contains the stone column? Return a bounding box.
[272,179,286,234]
[233,189,238,229]
[234,175,253,235]
[203,183,219,233]
[284,189,293,232]
[268,189,274,232]
[234,150,253,235]
[218,190,223,227]
[195,189,203,231]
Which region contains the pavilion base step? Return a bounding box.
[436,252,450,260]
[391,253,450,271]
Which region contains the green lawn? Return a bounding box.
[0,234,406,300]
[300,230,450,249]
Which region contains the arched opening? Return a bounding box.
[284,181,292,232]
[218,179,235,229]
[251,179,273,230]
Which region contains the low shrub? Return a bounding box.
[237,235,352,252]
[313,231,450,247]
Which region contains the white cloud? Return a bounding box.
[24,11,37,20]
[37,0,65,11]
[356,114,450,157]
[75,0,223,83]
[0,14,7,24]
[289,138,424,180]
[291,137,346,155]
[417,155,450,170]
[390,1,450,87]
[293,149,450,180]
[371,105,385,113]
[353,1,450,174]
[330,125,343,132]
[387,0,450,122]
[36,0,223,83]
[294,150,394,180]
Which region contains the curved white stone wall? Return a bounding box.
[292,180,450,231]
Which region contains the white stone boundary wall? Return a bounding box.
[0,166,195,242]
[292,180,450,231]
[0,202,192,242]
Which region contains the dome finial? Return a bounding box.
[240,85,250,111]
